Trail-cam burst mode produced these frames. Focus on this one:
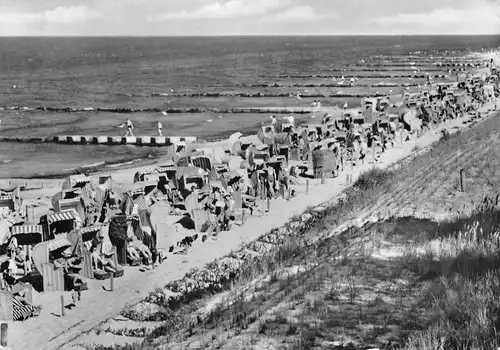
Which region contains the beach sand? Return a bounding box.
[5,102,496,350]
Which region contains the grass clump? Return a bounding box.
[403,198,500,349]
[353,168,394,192]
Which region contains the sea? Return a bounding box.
[0,35,499,178]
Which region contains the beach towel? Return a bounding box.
[13,296,36,321]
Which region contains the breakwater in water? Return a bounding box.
[0,135,197,146]
[0,106,333,114]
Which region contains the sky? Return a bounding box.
[0,0,499,36]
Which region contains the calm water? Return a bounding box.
[0,35,498,178]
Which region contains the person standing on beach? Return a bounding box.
[157,121,163,136]
[270,115,277,132]
[126,118,134,137]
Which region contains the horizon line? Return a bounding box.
[0,34,499,38]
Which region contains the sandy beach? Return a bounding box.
[5,100,495,350]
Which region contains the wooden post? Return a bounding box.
[350,160,353,184]
[215,222,220,236]
[110,274,114,292]
[372,145,375,162]
[306,179,309,194]
[460,169,465,192]
[400,130,403,144]
[60,295,65,317]
[321,172,325,185]
[0,323,7,347]
[266,197,270,212]
[241,209,246,225]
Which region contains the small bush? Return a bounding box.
[353,168,394,192]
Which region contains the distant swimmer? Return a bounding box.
[126,118,134,137]
[157,120,163,136]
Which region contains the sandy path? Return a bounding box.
[4,107,493,350]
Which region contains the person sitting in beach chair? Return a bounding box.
[13,247,30,275]
[1,260,17,291]
[89,235,121,275]
[126,241,142,262]
[52,247,88,293]
[127,236,152,265]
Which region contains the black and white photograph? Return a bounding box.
[0,1,499,349]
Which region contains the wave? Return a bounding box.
[16,155,152,179]
[0,95,397,115]
[246,83,419,88]
[266,74,447,79]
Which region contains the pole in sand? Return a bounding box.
[241,209,246,225]
[60,295,65,317]
[350,160,353,184]
[0,322,7,347]
[306,178,309,194]
[321,172,326,185]
[460,169,465,192]
[267,197,271,212]
[110,274,114,292]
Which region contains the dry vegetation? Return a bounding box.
[80,115,500,349]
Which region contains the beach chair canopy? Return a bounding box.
[46,235,73,252]
[254,144,269,151]
[67,224,103,247]
[229,132,243,142]
[191,155,212,172]
[79,225,103,235]
[98,174,112,185]
[0,195,14,211]
[132,180,158,193]
[62,174,91,191]
[46,210,79,224]
[11,225,43,235]
[176,166,206,180]
[210,181,225,189]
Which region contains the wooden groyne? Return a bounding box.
[0,106,325,114]
[0,135,197,146]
